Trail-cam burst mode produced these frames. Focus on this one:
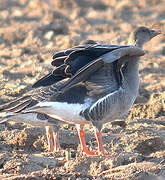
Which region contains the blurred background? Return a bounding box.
[0,0,164,102]
[0,0,165,179]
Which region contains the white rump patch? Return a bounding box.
[30,101,90,124]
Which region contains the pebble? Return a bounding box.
[12,9,23,17]
[44,31,54,40]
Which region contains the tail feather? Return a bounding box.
[0,96,33,113]
[6,99,32,113]
[0,114,13,124]
[0,112,59,127]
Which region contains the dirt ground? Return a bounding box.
[0,0,165,179]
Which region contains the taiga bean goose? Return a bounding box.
[0,27,160,156]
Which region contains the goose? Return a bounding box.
[0,27,160,156]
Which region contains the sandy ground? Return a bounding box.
[0,0,165,179]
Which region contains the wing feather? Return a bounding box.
[34,43,124,88]
[0,42,145,117]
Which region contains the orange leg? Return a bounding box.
[76,125,98,156]
[45,126,60,152]
[95,130,104,155]
[53,130,60,152]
